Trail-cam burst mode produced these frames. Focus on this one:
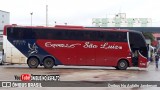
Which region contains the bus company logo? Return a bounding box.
[14,74,60,81]
[45,42,81,48]
[83,42,122,49]
[45,42,122,50]
[28,43,38,55]
[100,42,122,50]
[13,40,26,45]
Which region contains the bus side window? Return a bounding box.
[99,32,105,41]
[90,31,98,41]
[18,31,23,39]
[8,28,13,38]
[109,32,117,42]
[84,31,90,40]
[47,32,53,39]
[23,28,35,39]
[30,29,36,39]
[56,30,63,40]
[76,31,83,40]
[117,32,127,42]
[51,30,56,40]
[69,31,76,39]
[16,28,22,39]
[105,32,109,41]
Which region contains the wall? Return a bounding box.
[0,10,10,35]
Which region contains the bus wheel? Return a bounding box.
[117,60,128,70]
[43,57,54,68]
[27,57,39,68]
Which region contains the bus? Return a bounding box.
[2,25,148,70]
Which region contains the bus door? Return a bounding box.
[132,49,139,67]
[129,32,148,68]
[138,50,148,68]
[132,49,147,68]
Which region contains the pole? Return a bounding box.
[46,5,48,26]
[30,12,33,26]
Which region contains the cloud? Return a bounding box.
[0,0,160,26]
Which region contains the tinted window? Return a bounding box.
[99,31,127,42]
[7,27,36,39]
[129,32,146,49]
[129,32,148,57]
[7,27,18,39]
[7,27,126,42]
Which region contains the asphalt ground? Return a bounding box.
[0,62,160,90]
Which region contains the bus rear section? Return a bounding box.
[3,25,148,70]
[3,25,27,64]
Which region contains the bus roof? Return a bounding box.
[3,24,141,35]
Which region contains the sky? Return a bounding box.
[0,0,160,26]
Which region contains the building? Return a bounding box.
[0,10,10,36]
[0,10,10,50]
[92,13,152,27]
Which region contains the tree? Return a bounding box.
[142,32,154,42]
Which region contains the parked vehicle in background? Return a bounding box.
[2,25,148,70]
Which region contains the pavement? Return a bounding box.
[0,61,160,90]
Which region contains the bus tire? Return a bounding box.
[117,60,128,70]
[43,57,54,68]
[27,57,39,68]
